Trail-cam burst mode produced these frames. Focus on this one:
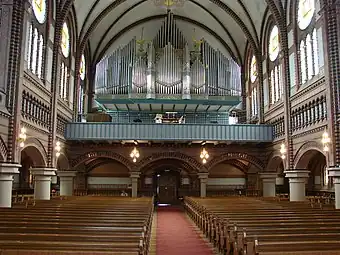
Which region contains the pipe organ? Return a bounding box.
[95,11,241,99]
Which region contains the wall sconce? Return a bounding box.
[200,148,209,164]
[18,127,27,148]
[322,131,330,152]
[280,143,286,159]
[55,141,61,158]
[130,147,140,163]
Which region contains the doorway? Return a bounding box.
[154,169,180,205]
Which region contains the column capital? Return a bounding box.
[57,170,77,178]
[0,163,21,175]
[284,169,309,179]
[198,172,209,179]
[259,172,277,180]
[30,167,56,176]
[129,171,141,179]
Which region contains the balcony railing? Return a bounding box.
[65,123,273,142]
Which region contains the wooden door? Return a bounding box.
[158,172,178,204]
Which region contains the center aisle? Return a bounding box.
[156,206,214,255]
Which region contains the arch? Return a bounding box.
[138,152,204,173]
[294,141,326,169]
[141,158,198,176]
[71,151,134,171]
[0,136,7,161]
[206,152,265,171]
[21,145,46,167]
[56,153,70,170]
[22,137,48,166]
[265,151,284,172]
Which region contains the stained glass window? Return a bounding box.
[79,54,86,80]
[61,22,70,58]
[269,25,280,61]
[32,0,47,24]
[250,56,257,83]
[298,0,315,30]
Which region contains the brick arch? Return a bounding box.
[22,137,48,165]
[71,151,134,171]
[265,151,283,172]
[57,153,70,170]
[138,152,204,173]
[294,141,326,169]
[206,152,265,171]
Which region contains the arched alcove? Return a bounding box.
[295,149,327,192]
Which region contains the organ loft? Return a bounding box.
[0,0,340,254]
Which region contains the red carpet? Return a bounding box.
[156,206,213,255]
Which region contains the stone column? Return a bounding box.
[328,167,340,209]
[30,168,56,200]
[130,172,140,198]
[57,170,77,196]
[259,172,277,197]
[0,163,21,208]
[284,170,309,202]
[198,172,209,198]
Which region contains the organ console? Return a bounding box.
[95,11,242,101]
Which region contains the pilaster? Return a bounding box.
[130,171,141,198]
[57,170,77,196]
[259,172,277,197]
[198,172,209,198]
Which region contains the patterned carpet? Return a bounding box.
[156,206,214,255]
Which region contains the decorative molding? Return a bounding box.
[0,135,7,160]
[71,150,134,170]
[206,152,265,171]
[138,151,204,172]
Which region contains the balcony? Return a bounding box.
[65,123,273,142]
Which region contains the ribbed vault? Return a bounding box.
[71,0,280,64]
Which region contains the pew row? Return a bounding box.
[0,196,154,255]
[184,197,340,255]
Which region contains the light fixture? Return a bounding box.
[322,131,331,152]
[18,127,27,148]
[130,147,140,163]
[55,141,61,158]
[153,0,187,9]
[280,143,286,159]
[200,148,209,164]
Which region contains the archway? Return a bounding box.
[208,160,248,196]
[18,146,46,192]
[85,157,131,196]
[295,149,327,192]
[266,155,288,194]
[140,158,200,202]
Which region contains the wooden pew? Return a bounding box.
[0,196,154,255]
[184,196,340,255]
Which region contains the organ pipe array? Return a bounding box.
[95,11,241,99]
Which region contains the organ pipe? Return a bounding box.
[95,12,241,98]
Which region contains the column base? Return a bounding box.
[30,168,56,200]
[284,169,309,202]
[0,163,21,208]
[58,171,77,196]
[327,167,340,209]
[259,172,277,197]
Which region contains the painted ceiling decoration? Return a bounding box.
[72,0,271,65]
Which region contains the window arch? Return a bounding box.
[267,25,283,105]
[249,55,258,118]
[78,54,86,120]
[26,0,49,81]
[296,0,319,86]
[59,22,71,102]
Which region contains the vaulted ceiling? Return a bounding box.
[72,0,276,65]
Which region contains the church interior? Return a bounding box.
[0,0,340,254]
